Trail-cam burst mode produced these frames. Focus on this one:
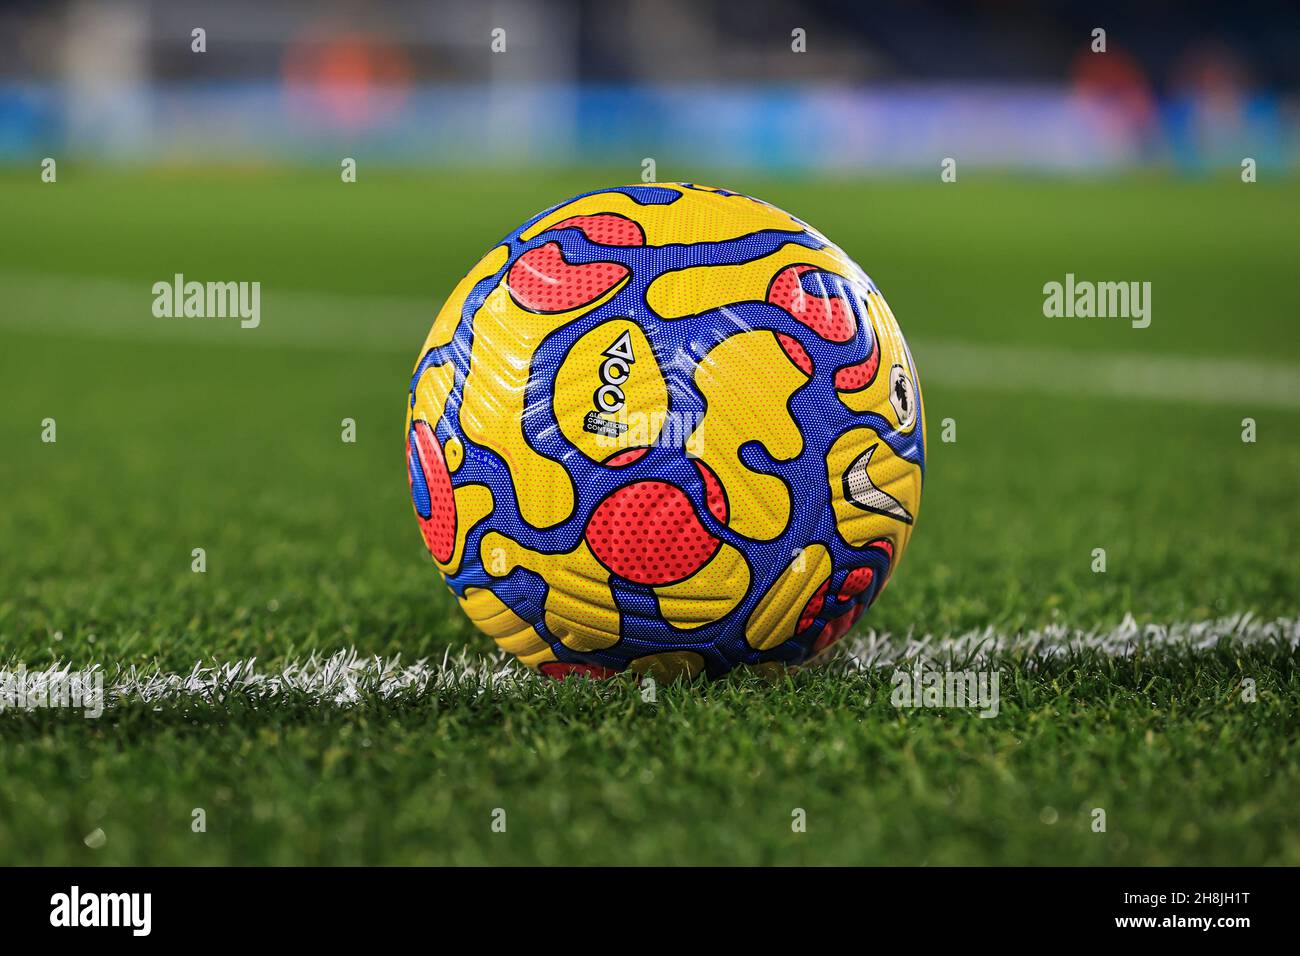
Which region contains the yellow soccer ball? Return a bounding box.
[406,183,924,680]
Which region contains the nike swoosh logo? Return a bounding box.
[843,443,914,524]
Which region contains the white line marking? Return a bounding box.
[839,611,1298,668]
[4,271,1299,408]
[914,340,1300,410]
[0,271,429,353]
[1,613,1293,710]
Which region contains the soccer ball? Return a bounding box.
[406,183,924,680]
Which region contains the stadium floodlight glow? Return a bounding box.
[406,183,925,680]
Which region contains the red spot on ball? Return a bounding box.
[868,538,897,590]
[408,420,456,564]
[692,459,728,524]
[834,346,880,391]
[812,605,864,655]
[797,579,831,634]
[603,446,650,467]
[585,481,720,585]
[768,265,855,342]
[868,537,895,561]
[553,214,645,247]
[837,566,875,603]
[539,661,621,681]
[776,333,814,375]
[508,242,629,314]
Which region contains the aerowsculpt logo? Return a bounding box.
[49,886,152,936]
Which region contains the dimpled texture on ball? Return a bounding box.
[406,183,925,680]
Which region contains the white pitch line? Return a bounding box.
[0,271,430,353]
[1,613,1294,711]
[839,611,1298,668]
[915,339,1300,411]
[3,271,1299,408]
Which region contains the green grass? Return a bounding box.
[2,646,1297,866]
[1,167,1297,865]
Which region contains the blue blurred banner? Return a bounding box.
[2,0,1295,173]
[1,80,1294,172]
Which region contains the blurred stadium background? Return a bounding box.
[1,0,1297,173]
